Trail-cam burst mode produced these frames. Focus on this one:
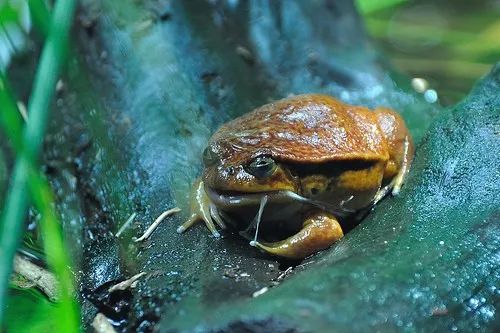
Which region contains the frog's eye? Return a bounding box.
[202,147,218,166]
[246,156,277,179]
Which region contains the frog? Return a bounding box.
[177,94,414,259]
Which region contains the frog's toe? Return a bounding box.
[177,213,221,238]
[203,216,221,238]
[210,204,226,229]
[179,178,222,238]
[198,204,222,237]
[389,163,406,196]
[201,214,221,238]
[391,184,402,196]
[251,211,343,259]
[176,214,198,234]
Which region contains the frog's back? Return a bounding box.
[211,94,389,164]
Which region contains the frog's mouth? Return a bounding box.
[205,187,351,218]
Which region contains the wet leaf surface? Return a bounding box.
[32,0,499,332]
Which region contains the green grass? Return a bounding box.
[355,0,407,14]
[28,0,51,37]
[0,0,79,331]
[5,288,59,333]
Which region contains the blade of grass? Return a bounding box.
[27,167,79,332]
[28,0,51,37]
[0,73,23,149]
[0,75,80,331]
[0,0,78,330]
[355,0,407,15]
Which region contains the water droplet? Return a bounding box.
[411,77,429,93]
[424,89,438,103]
[479,305,495,319]
[468,298,480,309]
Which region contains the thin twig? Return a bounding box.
[108,272,147,293]
[92,313,117,333]
[134,207,180,242]
[12,254,59,301]
[276,266,293,282]
[115,212,136,237]
[252,286,269,298]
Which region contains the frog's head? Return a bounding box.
[201,103,307,197]
[202,143,298,196]
[200,130,309,235]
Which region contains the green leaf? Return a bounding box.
[0,4,19,25]
[0,0,79,331]
[355,0,406,14]
[4,288,58,333]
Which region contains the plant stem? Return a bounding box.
[0,75,80,331]
[0,0,77,329]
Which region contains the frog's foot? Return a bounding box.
[177,178,225,238]
[251,211,344,259]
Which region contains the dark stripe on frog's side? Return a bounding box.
[288,159,378,178]
[285,159,386,211]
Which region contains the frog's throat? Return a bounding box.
[205,187,351,217]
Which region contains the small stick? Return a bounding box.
[276,266,293,282]
[115,212,136,237]
[92,313,117,333]
[13,254,59,301]
[134,207,181,242]
[108,272,147,293]
[252,286,269,298]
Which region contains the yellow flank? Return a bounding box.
[337,163,385,192]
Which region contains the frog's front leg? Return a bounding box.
[177,178,225,238]
[252,211,344,259]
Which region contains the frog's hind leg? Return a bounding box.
[374,107,414,199]
[373,134,413,204]
[177,178,223,238]
[252,211,343,259]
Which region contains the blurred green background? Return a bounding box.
[358,0,500,105]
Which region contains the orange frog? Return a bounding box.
[177,94,414,259]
